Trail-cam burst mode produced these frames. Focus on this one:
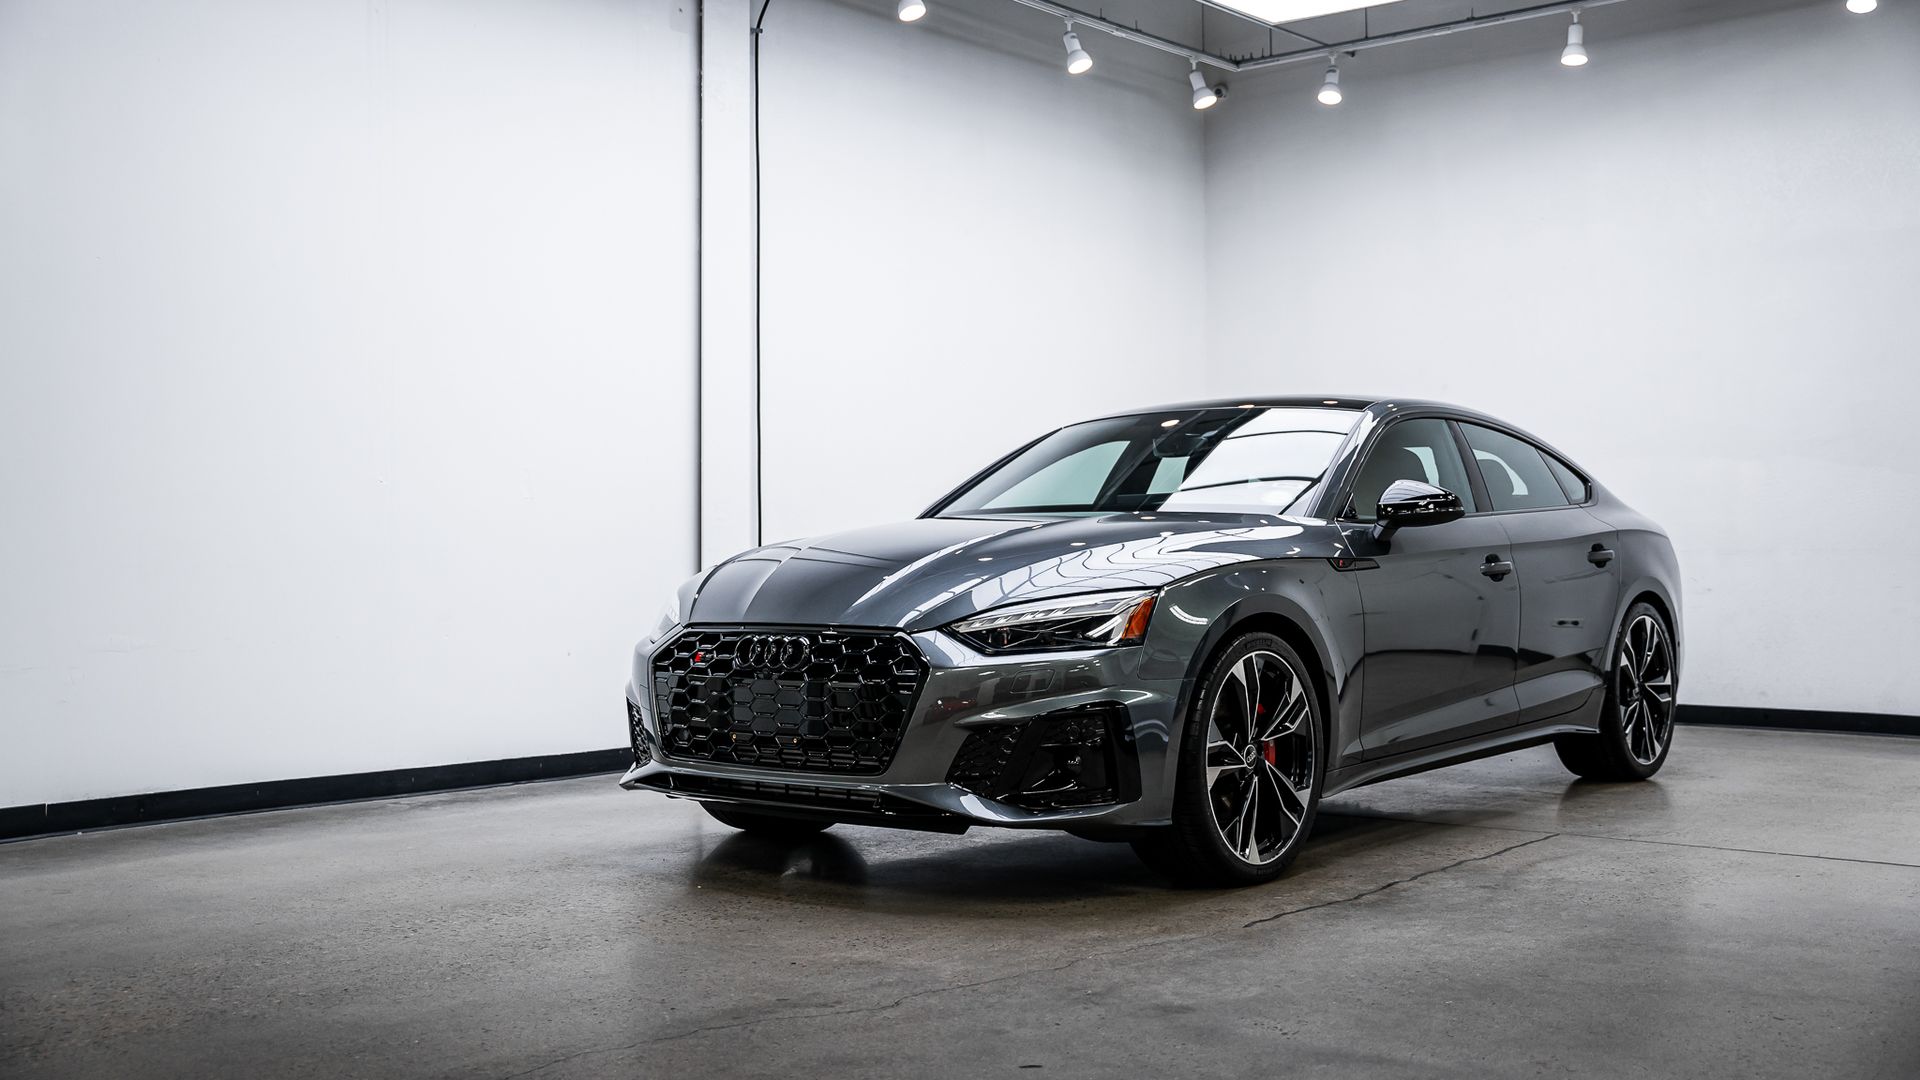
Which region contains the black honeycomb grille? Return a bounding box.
[650,629,928,775]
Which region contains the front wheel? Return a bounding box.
[702,804,835,838]
[1555,602,1677,781]
[1132,632,1325,887]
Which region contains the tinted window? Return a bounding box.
[1347,418,1478,521]
[1544,454,1590,503]
[1461,424,1570,512]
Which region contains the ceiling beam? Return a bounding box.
[994,0,1633,75]
[1234,0,1633,71]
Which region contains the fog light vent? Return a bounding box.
[627,698,653,766]
[946,702,1138,810]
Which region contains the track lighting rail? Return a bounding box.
[1002,0,1230,68]
[1232,0,1632,71]
[998,0,1632,73]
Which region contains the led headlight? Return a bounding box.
[947,590,1157,654]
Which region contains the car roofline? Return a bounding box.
[1090,396,1379,420]
[1093,397,1560,439]
[1088,398,1593,475]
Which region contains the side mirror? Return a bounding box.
[1371,479,1465,542]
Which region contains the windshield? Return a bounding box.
[937,407,1360,518]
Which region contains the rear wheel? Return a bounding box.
[1132,632,1324,887]
[702,804,835,838]
[1555,602,1677,781]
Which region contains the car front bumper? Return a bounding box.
[620,628,1186,833]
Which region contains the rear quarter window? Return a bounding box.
[1460,424,1571,512]
[1544,454,1591,504]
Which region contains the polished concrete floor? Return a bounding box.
[3,725,1917,1079]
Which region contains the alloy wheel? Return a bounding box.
[1203,650,1316,865]
[1618,614,1675,766]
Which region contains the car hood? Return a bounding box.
[688,513,1347,632]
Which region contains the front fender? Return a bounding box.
[1139,559,1366,798]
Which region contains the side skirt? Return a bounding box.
[1325,716,1599,797]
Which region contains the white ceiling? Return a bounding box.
[1192,0,1824,77]
[1202,0,1412,27]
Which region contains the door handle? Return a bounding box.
[1588,544,1615,567]
[1480,555,1514,581]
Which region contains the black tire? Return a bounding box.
[1131,631,1326,887]
[701,804,835,838]
[1555,601,1677,782]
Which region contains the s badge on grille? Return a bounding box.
[737,634,812,673]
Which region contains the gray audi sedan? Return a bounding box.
[623,397,1682,885]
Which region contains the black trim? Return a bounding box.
[628,772,970,834]
[0,748,630,843]
[1447,418,1495,514]
[1676,705,1919,738]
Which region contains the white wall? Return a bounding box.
[1203,1,1920,714]
[753,0,1212,543]
[0,0,700,806]
[4,0,1910,811]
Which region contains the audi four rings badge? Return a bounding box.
[737,634,812,671]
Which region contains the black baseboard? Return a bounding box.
[0,748,630,843]
[1676,704,1919,738]
[4,705,1914,844]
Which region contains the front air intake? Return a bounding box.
[626,697,652,766]
[946,702,1140,810]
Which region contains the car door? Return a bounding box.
[1458,422,1622,725]
[1341,417,1523,759]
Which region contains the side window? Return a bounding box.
[1346,418,1479,521]
[982,440,1125,509]
[1460,424,1570,512]
[1545,454,1590,504]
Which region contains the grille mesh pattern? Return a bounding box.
[947,724,1027,792]
[651,629,928,775]
[627,697,652,765]
[946,702,1132,809]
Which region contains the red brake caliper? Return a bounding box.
[1256,704,1277,764]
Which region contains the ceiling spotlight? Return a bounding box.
[1190,64,1219,109]
[897,0,926,22]
[1317,63,1342,105]
[1845,0,1876,12]
[1062,27,1093,75]
[1561,11,1589,66]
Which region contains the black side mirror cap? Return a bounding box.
[1371,479,1466,543]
